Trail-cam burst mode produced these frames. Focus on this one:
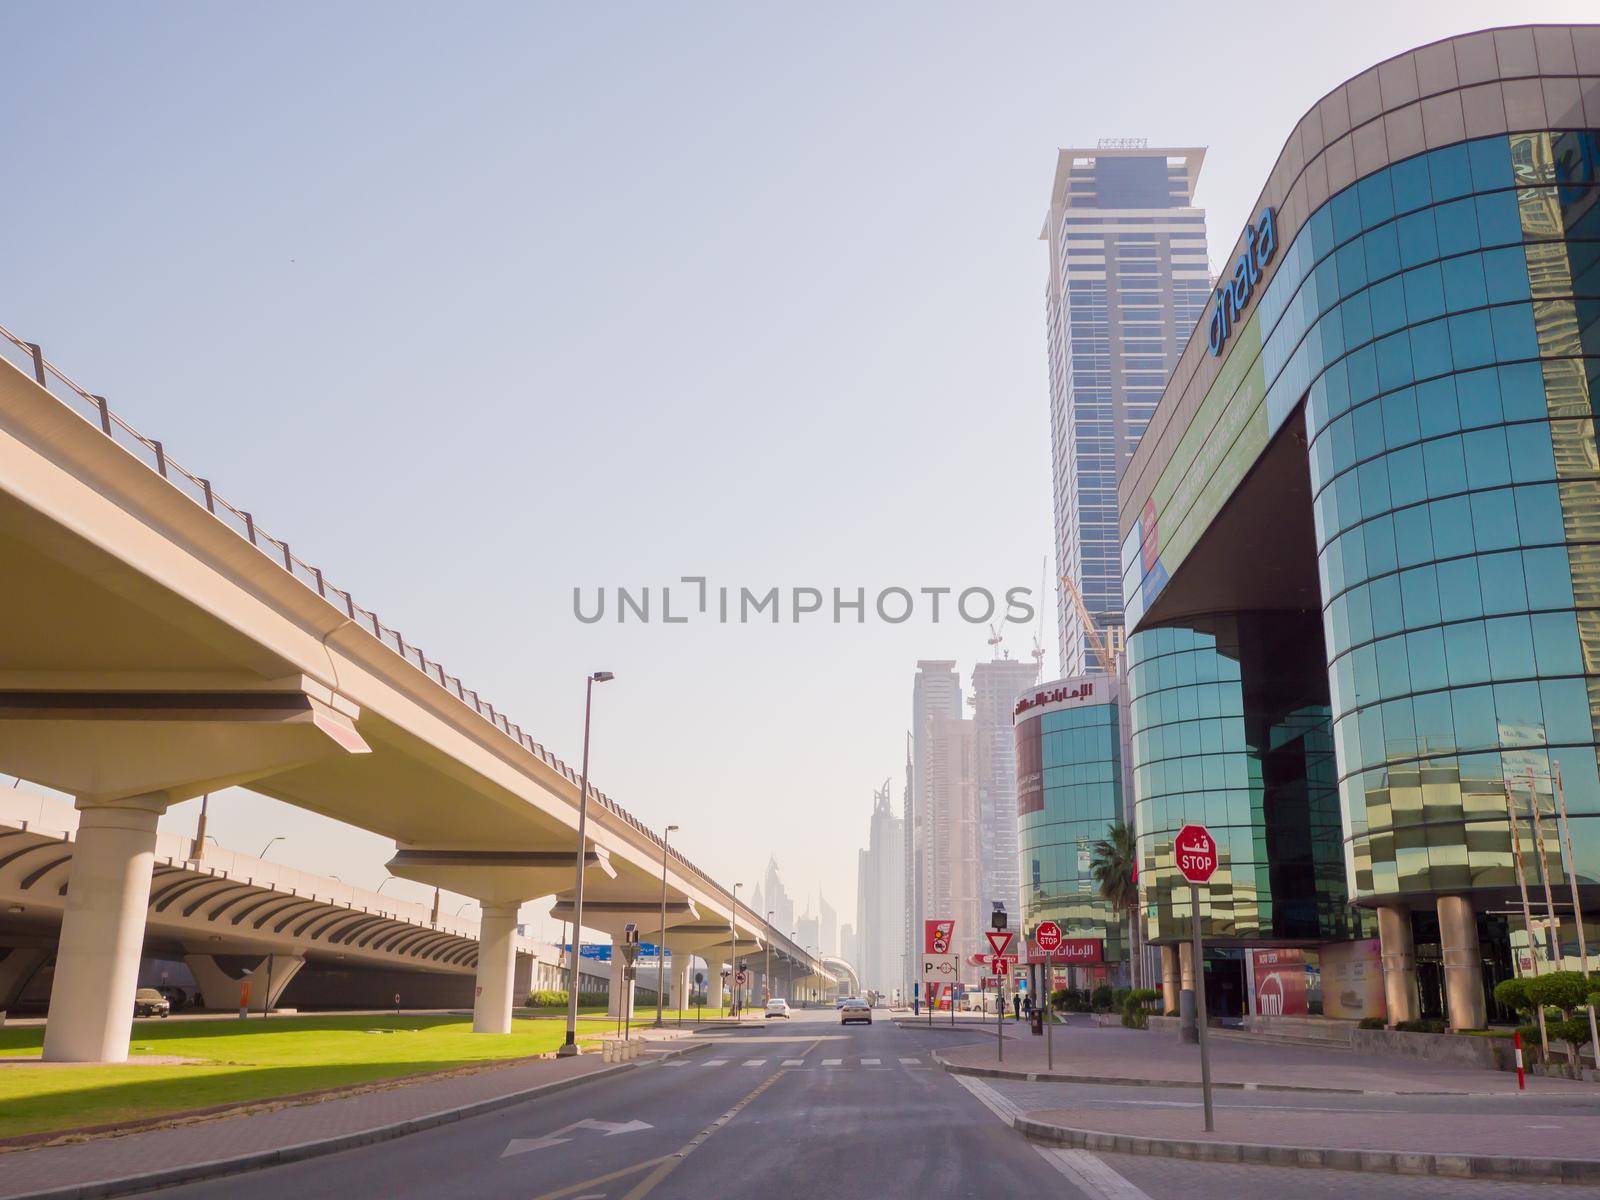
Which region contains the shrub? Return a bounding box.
[1166,1009,1179,1017]
[1527,971,1593,1016]
[1112,987,1132,1009]
[1357,1016,1385,1030]
[524,989,609,1009]
[1090,984,1114,1012]
[1493,977,1534,1016]
[1120,988,1160,1029]
[1393,1018,1447,1034]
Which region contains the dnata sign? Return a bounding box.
[1207,206,1277,357]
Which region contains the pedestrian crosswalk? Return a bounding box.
[663,1055,924,1071]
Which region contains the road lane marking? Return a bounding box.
[899,1057,921,1064]
[783,1058,805,1066]
[951,1074,1025,1124]
[861,1058,881,1065]
[742,1059,766,1066]
[502,1118,652,1157]
[822,1058,842,1066]
[702,1059,728,1066]
[1034,1147,1153,1200]
[526,1155,672,1200]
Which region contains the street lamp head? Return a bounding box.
[591,671,615,683]
[665,824,680,834]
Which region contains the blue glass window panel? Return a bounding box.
[1337,241,1369,293]
[1319,306,1346,362]
[1351,643,1380,707]
[1403,264,1447,322]
[1329,414,1357,471]
[1476,192,1523,248]
[1449,310,1495,371]
[1514,484,1565,545]
[1391,155,1433,214]
[1462,427,1512,488]
[1490,304,1537,362]
[1435,555,1483,620]
[1434,198,1481,257]
[1381,388,1421,449]
[1365,515,1399,577]
[1454,367,1503,429]
[1478,552,1529,615]
[1441,254,1489,312]
[1369,575,1404,639]
[1468,136,1513,191]
[1430,495,1476,559]
[1423,435,1467,494]
[1364,223,1401,280]
[1498,362,1546,421]
[1451,684,1498,750]
[1494,682,1544,743]
[1399,563,1442,626]
[1359,171,1396,228]
[1377,332,1417,390]
[1376,634,1412,696]
[1505,423,1556,483]
[1408,626,1450,693]
[1397,208,1440,268]
[1359,462,1393,519]
[1347,346,1379,407]
[1392,500,1434,565]
[1386,445,1427,511]
[1530,611,1582,675]
[1309,205,1335,253]
[1413,689,1454,749]
[1368,277,1409,337]
[1444,625,1492,687]
[1469,488,1519,551]
[1484,614,1536,681]
[1429,144,1474,201]
[1483,247,1532,304]
[1341,291,1374,349]
[1415,376,1461,438]
[1542,679,1593,744]
[1353,402,1385,459]
[1331,187,1363,243]
[1410,319,1453,380]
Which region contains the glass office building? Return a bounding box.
[1014,675,1129,980]
[1118,26,1600,1028]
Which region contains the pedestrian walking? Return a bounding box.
[1012,992,1021,1020]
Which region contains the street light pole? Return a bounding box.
[655,825,678,1027]
[257,836,285,859]
[730,882,742,1018]
[766,910,774,1004]
[558,670,614,1058]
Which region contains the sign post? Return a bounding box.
[924,920,954,1029]
[987,929,1014,1064]
[1034,921,1062,1071]
[1175,824,1218,1133]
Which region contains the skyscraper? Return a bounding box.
[926,713,979,967]
[907,661,962,991]
[818,892,837,959]
[1041,140,1211,675]
[969,655,1041,920]
[856,780,903,995]
[761,856,795,937]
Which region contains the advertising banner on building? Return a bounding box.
[1249,948,1308,1016]
[1024,934,1103,964]
[924,919,954,955]
[1320,939,1385,1021]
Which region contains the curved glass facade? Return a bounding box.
[1128,615,1356,943]
[1298,131,1600,906]
[1015,685,1126,963]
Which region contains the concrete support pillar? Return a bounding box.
[607,954,635,1021]
[473,901,520,1034]
[669,951,691,1011]
[43,797,165,1062]
[1160,945,1180,1015]
[708,964,725,1009]
[1377,904,1419,1026]
[184,953,306,1012]
[1437,894,1487,1031]
[0,948,48,1012]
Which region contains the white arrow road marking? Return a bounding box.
[501,1118,653,1157]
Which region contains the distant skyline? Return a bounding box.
[2,2,1593,931]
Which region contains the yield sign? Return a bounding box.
[985,930,1014,957]
[501,1118,652,1157]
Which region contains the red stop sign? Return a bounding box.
[1034,921,1062,952]
[1175,824,1218,884]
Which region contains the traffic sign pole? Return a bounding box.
[1191,880,1213,1133]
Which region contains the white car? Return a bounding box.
[764,998,791,1019]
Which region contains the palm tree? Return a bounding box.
[1090,819,1141,988]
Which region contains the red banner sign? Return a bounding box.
[924,919,953,955]
[1250,948,1307,1016]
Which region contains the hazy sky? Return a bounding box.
[3,2,1593,942]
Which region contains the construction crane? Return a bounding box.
[1032,557,1047,669]
[1061,571,1124,675]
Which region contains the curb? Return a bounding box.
[1014,1115,1600,1186]
[932,1052,1518,1097]
[4,1041,711,1200]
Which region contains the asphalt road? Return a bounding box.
[143,1010,1600,1200]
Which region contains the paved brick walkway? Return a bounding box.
[940,1017,1596,1095]
[0,1035,701,1199]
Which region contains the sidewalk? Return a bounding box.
[0,1033,706,1200]
[938,1017,1597,1095]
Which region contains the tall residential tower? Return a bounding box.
[1042,141,1211,675]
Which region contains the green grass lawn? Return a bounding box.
[0,1012,665,1140]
